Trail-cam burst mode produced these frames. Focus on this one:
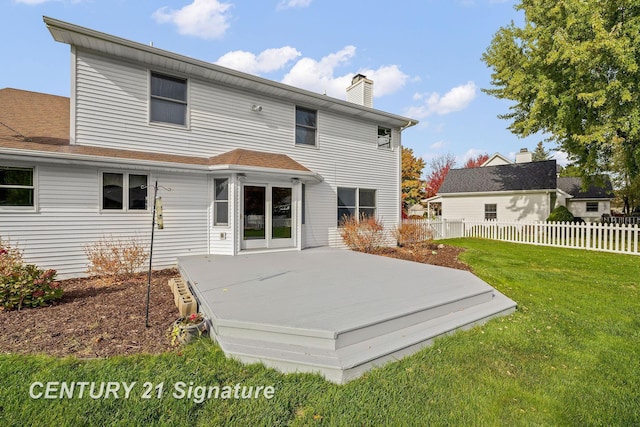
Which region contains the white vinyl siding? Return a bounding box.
[68,48,402,252]
[441,193,552,222]
[0,163,209,278]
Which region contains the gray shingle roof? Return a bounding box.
[557,177,614,199]
[439,160,557,194]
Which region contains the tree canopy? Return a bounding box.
[532,141,551,161]
[401,147,426,208]
[425,153,456,199]
[463,153,490,168]
[482,0,640,205]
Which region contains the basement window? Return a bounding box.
[0,166,34,207]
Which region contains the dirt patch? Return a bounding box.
[0,269,179,358]
[376,242,471,272]
[0,244,469,358]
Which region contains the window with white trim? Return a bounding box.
[295,106,317,146]
[484,203,497,220]
[586,202,599,212]
[150,72,187,126]
[214,178,229,226]
[378,126,392,149]
[0,166,34,207]
[337,187,376,226]
[102,172,148,211]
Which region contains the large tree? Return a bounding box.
[401,147,426,208]
[532,141,551,161]
[482,1,640,209]
[425,153,456,198]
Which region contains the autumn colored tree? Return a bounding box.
[463,153,489,168]
[401,147,426,208]
[425,153,456,198]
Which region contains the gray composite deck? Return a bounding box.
[177,247,516,384]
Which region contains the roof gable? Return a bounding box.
[439,160,558,194]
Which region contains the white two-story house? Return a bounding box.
[0,17,417,277]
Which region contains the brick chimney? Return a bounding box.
[346,74,373,108]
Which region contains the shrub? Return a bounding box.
[394,222,433,247]
[547,205,575,223]
[339,214,386,253]
[0,238,60,311]
[84,236,149,281]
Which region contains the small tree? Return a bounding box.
[425,153,456,198]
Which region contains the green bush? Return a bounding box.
[0,239,60,310]
[547,205,575,223]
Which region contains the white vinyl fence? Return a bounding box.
[404,218,640,256]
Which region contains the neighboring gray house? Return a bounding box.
[0,17,417,277]
[428,149,613,222]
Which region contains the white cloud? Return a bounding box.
[277,0,312,10]
[281,46,357,97]
[552,150,569,166]
[405,81,477,119]
[153,0,233,40]
[429,141,445,150]
[216,47,301,74]
[281,46,409,99]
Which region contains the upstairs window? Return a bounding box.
[484,203,497,220]
[0,166,34,207]
[102,172,148,211]
[378,126,392,149]
[295,106,317,147]
[150,72,187,126]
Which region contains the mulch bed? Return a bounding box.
[0,244,469,358]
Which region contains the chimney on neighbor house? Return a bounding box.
[515,148,533,163]
[346,74,373,108]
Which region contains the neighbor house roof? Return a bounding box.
[439,160,558,194]
[557,177,614,199]
[0,88,320,180]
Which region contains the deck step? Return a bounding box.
[212,291,515,384]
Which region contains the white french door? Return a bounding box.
[241,184,294,250]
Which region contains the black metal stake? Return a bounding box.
[145,180,159,328]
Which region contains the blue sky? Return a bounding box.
[1,0,564,172]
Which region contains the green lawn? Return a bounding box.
[1,239,639,426]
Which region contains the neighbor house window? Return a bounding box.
[214,178,229,226]
[102,172,148,211]
[586,202,599,212]
[150,72,187,126]
[378,126,392,149]
[0,166,34,207]
[295,106,317,146]
[484,203,497,220]
[337,187,376,225]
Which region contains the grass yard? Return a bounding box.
[1,239,638,426]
